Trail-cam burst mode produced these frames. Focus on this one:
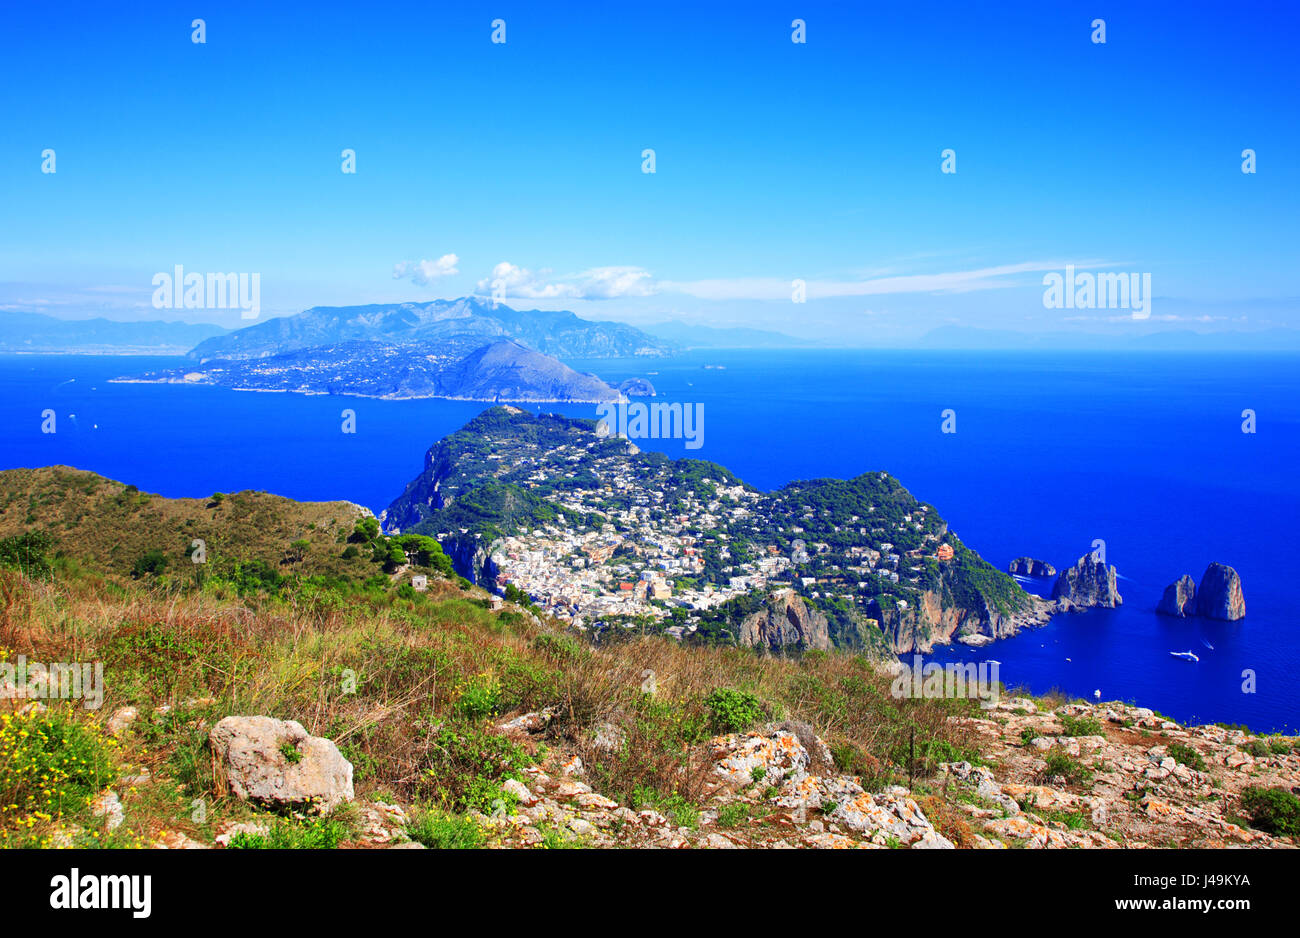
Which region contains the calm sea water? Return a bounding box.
[2,350,1297,731]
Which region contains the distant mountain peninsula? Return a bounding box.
[117,298,671,402]
[0,310,226,354]
[187,297,672,362]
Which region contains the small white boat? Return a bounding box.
[1093,689,1101,699]
[1171,650,1200,662]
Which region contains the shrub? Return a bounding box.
[227,814,352,849]
[454,673,502,722]
[1166,743,1206,772]
[130,549,168,578]
[0,709,116,837]
[417,725,530,813]
[661,792,699,829]
[716,801,751,828]
[104,622,204,699]
[406,809,485,849]
[0,531,55,578]
[704,688,765,734]
[1041,751,1092,786]
[1239,786,1300,837]
[1058,714,1104,737]
[537,823,583,848]
[351,517,380,543]
[1043,808,1091,830]
[1241,739,1271,758]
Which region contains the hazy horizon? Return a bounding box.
[2,1,1296,344]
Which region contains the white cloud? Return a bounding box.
[659,260,1111,301]
[393,254,460,285]
[474,262,657,300]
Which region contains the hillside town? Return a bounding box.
[475,458,951,639]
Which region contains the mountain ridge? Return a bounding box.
[0,310,227,354]
[188,297,674,362]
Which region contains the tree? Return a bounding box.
[131,549,168,578]
[0,531,55,577]
[351,517,381,543]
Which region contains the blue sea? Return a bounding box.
[2,350,1297,732]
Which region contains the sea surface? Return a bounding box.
[2,349,1297,732]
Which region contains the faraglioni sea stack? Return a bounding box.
[1157,563,1246,620]
[1009,556,1056,577]
[1156,574,1198,617]
[1051,553,1122,610]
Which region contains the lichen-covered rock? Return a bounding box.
[826,786,954,848]
[711,729,811,786]
[209,716,353,814]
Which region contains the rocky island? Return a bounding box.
[382,406,1053,654]
[1157,562,1246,621]
[1009,556,1056,577]
[1051,553,1123,611]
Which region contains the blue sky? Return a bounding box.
[1,0,1296,342]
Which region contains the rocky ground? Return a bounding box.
[118,697,1300,850]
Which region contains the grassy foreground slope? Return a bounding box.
[0,469,979,848]
[1,470,1298,850]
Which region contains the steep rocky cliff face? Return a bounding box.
[869,588,1054,654]
[737,590,831,652]
[1051,554,1122,610]
[1156,574,1198,617]
[449,537,499,586]
[1195,563,1246,621]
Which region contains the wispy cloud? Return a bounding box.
[468,258,1113,304]
[392,254,460,285]
[659,260,1112,301]
[474,263,657,300]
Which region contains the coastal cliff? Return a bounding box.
[873,585,1054,654]
[737,589,832,652]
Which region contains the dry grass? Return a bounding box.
[0,557,987,844]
